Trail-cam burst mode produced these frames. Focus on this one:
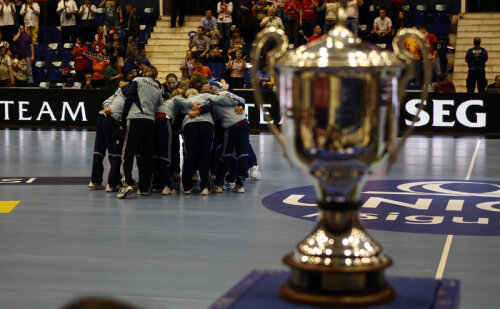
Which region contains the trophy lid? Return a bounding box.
[276,25,406,70]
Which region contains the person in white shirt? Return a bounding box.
[20,0,40,44]
[79,0,97,44]
[260,7,284,30]
[0,0,16,44]
[56,0,78,43]
[346,0,363,38]
[368,8,392,44]
[217,0,233,47]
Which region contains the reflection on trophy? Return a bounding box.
[250,2,431,306]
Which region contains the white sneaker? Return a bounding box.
[223,181,235,190]
[89,181,105,190]
[212,185,223,193]
[200,188,210,195]
[161,186,172,195]
[151,188,162,193]
[192,171,199,182]
[117,185,134,199]
[184,189,192,194]
[232,184,245,193]
[105,184,120,192]
[249,165,261,181]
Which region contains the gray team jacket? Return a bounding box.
[123,76,163,121]
[100,87,126,121]
[157,98,179,123]
[200,91,247,129]
[172,93,218,128]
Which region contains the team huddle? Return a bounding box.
[87,66,261,199]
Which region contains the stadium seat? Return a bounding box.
[414,7,429,27]
[141,8,155,27]
[433,4,448,25]
[38,26,55,44]
[60,43,73,62]
[96,8,105,26]
[48,61,63,81]
[33,44,44,61]
[243,69,251,88]
[45,43,58,62]
[429,24,449,40]
[208,62,224,80]
[138,25,148,45]
[33,61,46,82]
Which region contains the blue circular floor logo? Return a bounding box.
[262,180,500,236]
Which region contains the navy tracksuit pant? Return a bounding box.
[120,119,155,192]
[91,115,122,186]
[215,122,249,185]
[182,122,213,191]
[152,117,173,191]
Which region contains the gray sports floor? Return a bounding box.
[0,129,498,308]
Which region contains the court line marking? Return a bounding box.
[0,201,20,213]
[435,138,482,280]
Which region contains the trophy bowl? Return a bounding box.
[251,9,431,307]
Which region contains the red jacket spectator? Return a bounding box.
[72,42,89,71]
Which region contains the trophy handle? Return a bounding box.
[250,27,289,148]
[390,28,432,163]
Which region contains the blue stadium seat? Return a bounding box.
[243,68,251,88]
[429,24,449,40]
[141,8,154,27]
[38,26,55,44]
[414,8,429,27]
[358,24,373,40]
[48,61,63,81]
[60,43,73,62]
[33,44,44,61]
[26,82,38,87]
[138,25,148,45]
[96,8,105,26]
[208,62,224,80]
[44,43,58,62]
[432,5,448,25]
[33,61,46,82]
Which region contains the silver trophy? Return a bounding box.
[250,4,432,307]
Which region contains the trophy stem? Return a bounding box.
[280,205,395,307]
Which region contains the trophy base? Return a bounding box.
[280,254,395,307]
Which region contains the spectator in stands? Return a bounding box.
[393,11,410,33]
[390,0,404,22]
[20,0,40,44]
[346,0,363,37]
[283,0,302,46]
[125,4,139,41]
[72,37,89,84]
[85,52,109,88]
[108,32,125,66]
[170,0,185,28]
[194,58,213,79]
[180,50,196,79]
[308,25,323,42]
[99,0,123,31]
[434,73,455,93]
[217,0,233,48]
[0,0,16,44]
[0,46,14,87]
[322,0,338,34]
[92,25,107,54]
[135,59,145,76]
[12,51,28,86]
[233,0,255,44]
[260,6,284,30]
[82,72,94,89]
[486,75,500,92]
[210,28,222,49]
[104,55,122,90]
[253,0,269,23]
[420,26,440,79]
[208,45,225,62]
[301,0,318,37]
[0,33,9,49]
[227,29,245,58]
[33,0,47,27]
[368,8,392,45]
[257,62,274,90]
[465,37,488,93]
[201,9,217,31]
[13,25,34,83]
[193,26,210,59]
[125,36,138,63]
[136,48,150,66]
[78,0,96,44]
[226,49,245,89]
[56,0,78,43]
[275,0,285,19]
